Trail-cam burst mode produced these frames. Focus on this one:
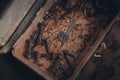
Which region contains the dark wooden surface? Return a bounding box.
[0,52,45,80]
[77,20,120,80]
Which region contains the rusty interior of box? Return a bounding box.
[12,0,118,80]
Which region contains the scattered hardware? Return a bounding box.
[33,51,43,66]
[48,51,75,78]
[94,42,107,56]
[59,4,80,19]
[79,34,89,39]
[25,39,36,59]
[81,0,118,27]
[24,22,46,59]
[25,23,45,59]
[94,54,102,58]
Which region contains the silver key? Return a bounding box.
[57,20,76,42]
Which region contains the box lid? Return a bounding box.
[0,0,46,53]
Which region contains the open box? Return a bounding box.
[0,0,120,80]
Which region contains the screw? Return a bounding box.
[25,39,36,59]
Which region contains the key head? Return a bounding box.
[57,31,69,43]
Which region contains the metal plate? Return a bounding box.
[0,0,46,53]
[0,0,35,46]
